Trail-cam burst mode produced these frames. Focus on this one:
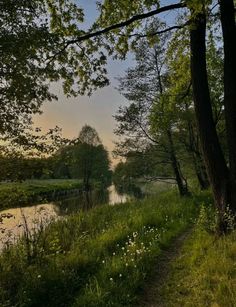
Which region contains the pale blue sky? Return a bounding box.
[33,1,179,163]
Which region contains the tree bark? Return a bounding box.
[220,0,236,212]
[190,11,229,232]
[193,150,210,190]
[187,118,209,190]
[167,129,189,196]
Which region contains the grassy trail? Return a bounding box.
[138,228,192,307]
[145,206,236,307]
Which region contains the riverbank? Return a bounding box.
[0,179,83,210]
[0,190,202,306]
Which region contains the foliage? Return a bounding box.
[54,125,111,190]
[1,0,109,145]
[113,149,173,190]
[0,190,199,306]
[0,155,54,182]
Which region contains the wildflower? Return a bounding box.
[37,275,41,278]
[102,260,105,263]
[113,252,116,256]
[110,277,113,281]
[119,274,122,278]
[125,263,128,267]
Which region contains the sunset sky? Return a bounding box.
[33,0,130,164]
[33,0,176,164]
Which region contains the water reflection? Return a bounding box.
[0,204,58,250]
[114,183,144,199]
[54,188,109,215]
[0,185,129,249]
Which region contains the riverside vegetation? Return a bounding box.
[0,179,83,210]
[0,190,200,306]
[2,188,236,306]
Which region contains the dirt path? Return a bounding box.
[137,229,192,307]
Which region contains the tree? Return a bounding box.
[219,0,236,211]
[115,25,194,195]
[78,125,101,146]
[58,126,111,191]
[0,0,109,141]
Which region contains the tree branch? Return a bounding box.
[123,24,187,39]
[47,2,186,62]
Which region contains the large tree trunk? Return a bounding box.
[220,0,236,212]
[190,11,229,232]
[193,150,210,190]
[187,118,209,190]
[167,129,189,196]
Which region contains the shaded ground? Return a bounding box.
[138,229,192,307]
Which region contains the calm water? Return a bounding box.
[0,185,128,249]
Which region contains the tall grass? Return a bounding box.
[0,190,199,306]
[160,204,236,306]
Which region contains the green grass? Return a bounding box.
[0,190,199,307]
[0,179,82,210]
[160,205,236,306]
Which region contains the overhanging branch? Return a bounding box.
[48,2,186,61]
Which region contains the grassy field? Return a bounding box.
[160,205,236,306]
[0,190,200,307]
[0,179,83,210]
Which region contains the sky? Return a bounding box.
[33,0,178,165]
[33,0,130,165]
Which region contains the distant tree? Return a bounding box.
[51,126,111,190]
[78,125,101,146]
[71,126,110,190]
[0,154,51,181]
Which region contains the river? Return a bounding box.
[0,185,128,250]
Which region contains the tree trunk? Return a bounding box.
[187,119,210,190]
[192,151,210,190]
[220,0,236,212]
[167,129,189,196]
[190,11,229,232]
